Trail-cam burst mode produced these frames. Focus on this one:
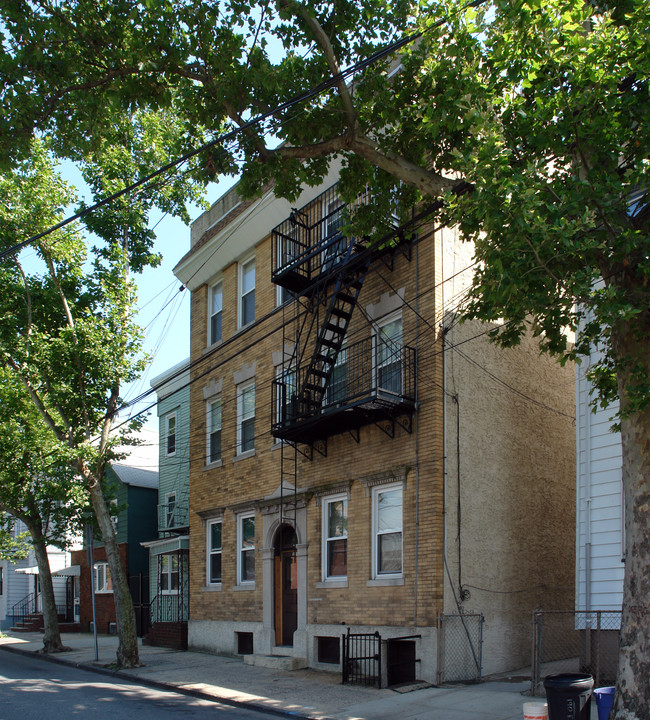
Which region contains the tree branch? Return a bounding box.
[13,257,33,351]
[282,0,358,133]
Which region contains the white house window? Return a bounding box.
[239,257,255,327]
[322,495,348,580]
[238,513,255,583]
[375,314,403,395]
[166,492,176,529]
[373,483,403,577]
[165,413,177,456]
[210,281,223,345]
[207,398,222,464]
[325,343,347,406]
[160,554,179,594]
[322,196,346,271]
[207,520,222,585]
[276,365,297,424]
[237,381,255,454]
[93,562,113,593]
[110,498,119,533]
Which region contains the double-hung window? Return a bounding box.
[237,382,255,454]
[375,314,403,395]
[239,257,255,327]
[238,513,255,584]
[160,554,179,594]
[322,495,348,579]
[207,520,222,585]
[322,197,346,272]
[165,413,177,456]
[372,483,403,577]
[276,365,297,424]
[207,398,222,464]
[210,281,223,345]
[93,562,113,593]
[166,492,176,529]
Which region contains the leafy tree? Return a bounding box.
[0,369,85,653]
[0,133,204,667]
[1,0,648,713]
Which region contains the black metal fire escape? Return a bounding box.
[271,183,419,523]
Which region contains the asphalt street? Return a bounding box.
[0,651,274,720]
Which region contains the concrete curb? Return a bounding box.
[0,643,323,720]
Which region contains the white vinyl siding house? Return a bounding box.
[576,347,624,616]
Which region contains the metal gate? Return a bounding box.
[437,612,484,684]
[128,573,150,638]
[342,629,382,687]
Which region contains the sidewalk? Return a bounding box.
[0,631,541,720]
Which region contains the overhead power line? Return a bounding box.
[0,0,488,262]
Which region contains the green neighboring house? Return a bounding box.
[71,461,158,635]
[142,358,190,650]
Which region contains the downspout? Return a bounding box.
[413,221,420,628]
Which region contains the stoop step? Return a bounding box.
[243,654,307,671]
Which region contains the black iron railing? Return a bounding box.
[272,336,416,437]
[150,592,188,624]
[157,500,189,533]
[11,591,70,625]
[271,183,372,292]
[342,628,382,688]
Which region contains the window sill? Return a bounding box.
[316,579,348,589]
[161,590,180,596]
[203,459,223,470]
[233,449,256,462]
[204,341,222,355]
[233,583,256,591]
[366,577,404,587]
[94,590,113,595]
[202,584,222,592]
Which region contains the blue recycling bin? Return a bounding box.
[594,687,615,720]
[543,673,594,720]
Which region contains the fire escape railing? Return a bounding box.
[272,335,416,437]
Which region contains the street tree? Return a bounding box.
[0,369,85,653]
[0,0,648,713]
[0,130,204,667]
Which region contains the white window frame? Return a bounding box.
[236,381,255,455]
[209,280,223,346]
[275,364,297,425]
[238,256,255,328]
[322,493,348,581]
[93,562,113,594]
[165,412,177,456]
[372,482,403,579]
[206,397,222,465]
[165,491,176,529]
[373,312,403,396]
[237,512,256,585]
[110,498,119,533]
[160,553,180,595]
[206,519,222,586]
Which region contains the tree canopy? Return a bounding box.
[1,0,648,713]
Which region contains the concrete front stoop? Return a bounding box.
[243,653,307,671]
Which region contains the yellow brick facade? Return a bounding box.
[175,178,575,682]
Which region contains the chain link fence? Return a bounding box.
[437,612,484,684]
[531,610,621,696]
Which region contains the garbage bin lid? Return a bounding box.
[543,673,594,689]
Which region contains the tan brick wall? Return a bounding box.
[187,219,447,631]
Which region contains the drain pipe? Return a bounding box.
[413,223,420,629]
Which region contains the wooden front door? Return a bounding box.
[274,526,298,646]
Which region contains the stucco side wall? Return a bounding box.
[442,316,576,675]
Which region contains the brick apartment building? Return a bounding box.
[172,162,576,684]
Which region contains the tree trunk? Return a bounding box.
[611,324,650,720]
[28,521,69,653]
[87,479,140,668]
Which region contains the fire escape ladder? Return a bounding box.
[297,245,370,415]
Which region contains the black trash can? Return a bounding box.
[544,673,594,720]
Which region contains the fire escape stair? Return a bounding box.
[295,242,370,420]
